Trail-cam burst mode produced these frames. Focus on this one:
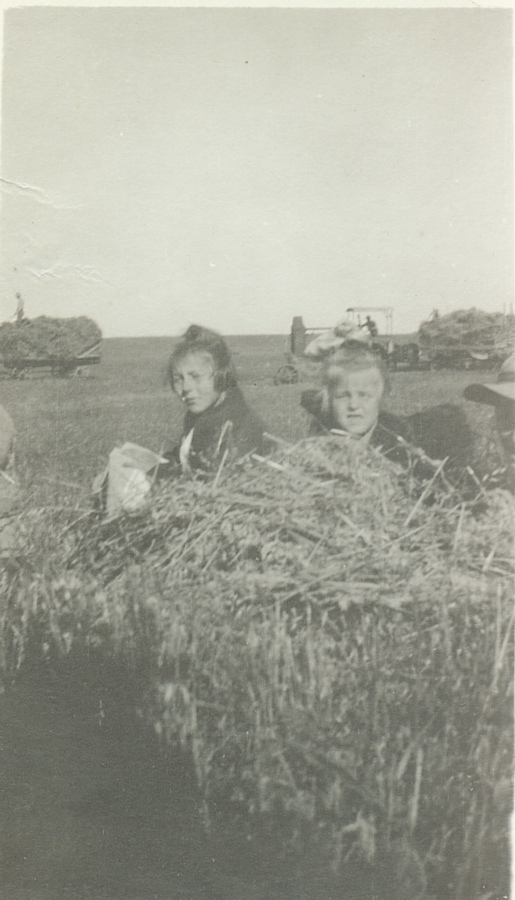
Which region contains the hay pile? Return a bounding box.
[417,308,514,355]
[34,435,511,621]
[0,316,101,362]
[5,438,513,898]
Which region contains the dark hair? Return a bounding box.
[167,324,237,394]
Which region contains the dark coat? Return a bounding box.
[406,403,472,470]
[300,390,472,474]
[167,386,267,474]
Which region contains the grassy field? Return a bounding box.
[0,334,503,505]
[0,336,512,900]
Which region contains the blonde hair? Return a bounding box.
[320,347,388,416]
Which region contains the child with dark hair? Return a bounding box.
[165,325,266,473]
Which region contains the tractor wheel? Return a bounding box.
[274,364,299,385]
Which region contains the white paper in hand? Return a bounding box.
[93,443,168,519]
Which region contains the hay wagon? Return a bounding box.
[416,342,503,371]
[0,341,102,379]
[416,309,514,371]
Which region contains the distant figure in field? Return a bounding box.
[15,292,24,324]
[301,345,471,475]
[464,352,515,491]
[165,325,267,474]
[363,315,378,338]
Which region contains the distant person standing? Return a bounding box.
[15,292,24,324]
[364,315,378,338]
[464,352,515,490]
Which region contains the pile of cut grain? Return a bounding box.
[0,316,101,362]
[4,438,513,898]
[417,308,514,354]
[19,435,512,622]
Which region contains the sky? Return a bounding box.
[0,6,513,337]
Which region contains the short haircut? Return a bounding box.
[167,324,237,394]
[320,346,389,414]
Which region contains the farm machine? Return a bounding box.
[274,308,513,383]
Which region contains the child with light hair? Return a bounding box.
[301,346,411,463]
[301,345,472,474]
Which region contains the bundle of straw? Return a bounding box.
[15,436,510,623]
[3,437,513,899]
[54,437,460,599]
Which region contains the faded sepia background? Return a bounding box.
[0,7,513,337]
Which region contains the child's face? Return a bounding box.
[171,352,221,414]
[329,367,384,436]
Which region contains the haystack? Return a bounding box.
[417,308,514,355]
[4,438,513,899]
[55,435,509,595]
[0,316,101,362]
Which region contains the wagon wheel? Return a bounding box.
[56,363,75,377]
[71,365,85,378]
[274,363,299,385]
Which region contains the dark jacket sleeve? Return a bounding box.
[375,406,473,479]
[230,408,267,457]
[371,412,416,467]
[405,404,472,469]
